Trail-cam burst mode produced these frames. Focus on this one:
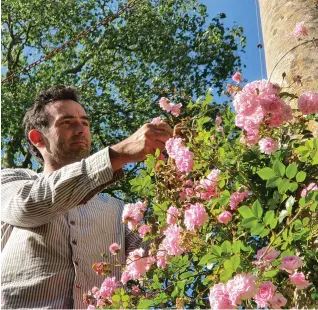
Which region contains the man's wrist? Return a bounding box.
[109,145,128,172]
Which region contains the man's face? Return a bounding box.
[42,100,92,165]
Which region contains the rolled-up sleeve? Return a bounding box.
[1,147,124,228]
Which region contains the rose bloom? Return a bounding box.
[258,138,280,155]
[162,224,184,256]
[232,72,242,83]
[218,211,232,224]
[254,281,277,308]
[138,224,152,238]
[170,103,182,117]
[227,273,258,305]
[209,283,235,310]
[184,203,209,231]
[301,182,318,197]
[158,97,171,112]
[151,116,161,124]
[109,243,121,255]
[293,21,308,37]
[269,293,287,309]
[298,91,318,115]
[279,255,303,273]
[289,272,312,289]
[166,206,180,225]
[99,276,117,298]
[256,246,281,262]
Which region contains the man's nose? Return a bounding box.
[74,121,85,135]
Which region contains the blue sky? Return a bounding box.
[200,0,267,82]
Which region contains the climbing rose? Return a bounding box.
[151,116,161,124]
[99,276,117,298]
[293,21,308,37]
[122,201,147,230]
[184,203,209,231]
[166,137,183,158]
[138,224,152,238]
[218,211,232,224]
[161,225,184,256]
[121,248,148,284]
[226,273,258,305]
[207,169,221,183]
[269,293,287,309]
[174,146,194,174]
[158,97,171,112]
[156,244,168,268]
[254,281,277,308]
[279,255,303,273]
[109,243,121,255]
[232,72,242,83]
[166,206,180,225]
[256,246,281,262]
[229,186,249,210]
[298,91,318,115]
[259,138,280,155]
[301,182,318,197]
[289,272,312,289]
[208,283,235,310]
[170,103,182,117]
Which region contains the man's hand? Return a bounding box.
[109,122,173,171]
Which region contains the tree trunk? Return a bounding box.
[258,0,318,95]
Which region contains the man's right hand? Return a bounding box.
[109,122,173,171]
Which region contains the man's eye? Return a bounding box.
[62,121,71,125]
[82,121,90,126]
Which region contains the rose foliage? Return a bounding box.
[86,79,318,309]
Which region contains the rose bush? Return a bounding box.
[85,79,317,309]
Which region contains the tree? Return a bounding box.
[1,0,245,199]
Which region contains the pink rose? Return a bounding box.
[256,246,281,262]
[258,138,280,155]
[301,182,318,197]
[293,21,308,37]
[232,72,242,83]
[209,283,235,309]
[226,273,258,305]
[279,255,303,273]
[166,206,180,225]
[184,203,209,231]
[100,276,117,298]
[270,293,287,309]
[151,116,161,124]
[109,243,121,255]
[138,224,152,238]
[254,281,277,308]
[162,225,184,256]
[158,97,171,112]
[298,92,318,115]
[170,103,182,117]
[218,211,232,224]
[289,272,312,289]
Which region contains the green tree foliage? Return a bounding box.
[1,0,245,199]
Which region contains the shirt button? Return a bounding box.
[72,240,77,245]
[70,220,75,225]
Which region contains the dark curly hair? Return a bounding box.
[23,85,81,165]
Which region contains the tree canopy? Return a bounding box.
[1,0,245,199]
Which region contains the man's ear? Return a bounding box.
[29,129,45,148]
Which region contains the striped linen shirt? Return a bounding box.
[1,147,142,309]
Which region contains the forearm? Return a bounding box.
[1,147,124,228]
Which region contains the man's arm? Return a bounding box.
[1,147,123,228]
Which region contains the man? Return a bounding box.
[1,85,172,309]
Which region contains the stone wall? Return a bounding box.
[258,0,318,95]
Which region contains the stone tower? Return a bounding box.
[258,0,318,95]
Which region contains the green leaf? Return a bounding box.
[211,245,222,256]
[232,240,241,254]
[260,228,271,237]
[289,182,298,192]
[263,210,275,226]
[252,200,263,219]
[296,171,306,182]
[264,270,278,278]
[238,206,254,219]
[273,160,286,177]
[179,271,196,279]
[257,167,276,180]
[286,163,298,179]
[122,295,130,302]
[269,219,278,229]
[250,223,265,235]
[230,255,240,271]
[221,241,232,253]
[278,179,290,194]
[137,299,153,309]
[241,217,258,228]
[266,177,282,188]
[220,268,234,282]
[112,295,121,302]
[198,254,217,266]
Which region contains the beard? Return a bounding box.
[53,136,90,166]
